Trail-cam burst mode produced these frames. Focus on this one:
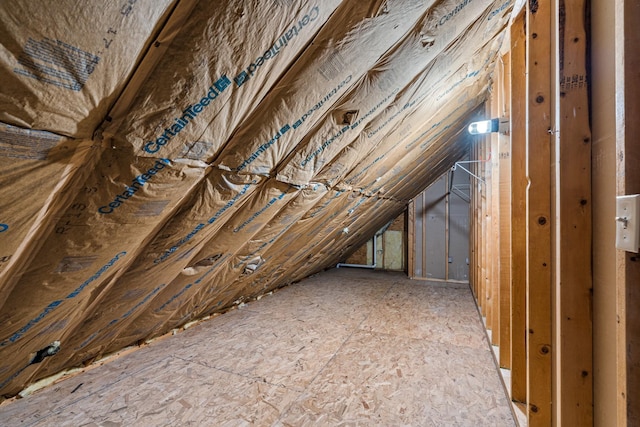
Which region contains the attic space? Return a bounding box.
[1,0,639,426]
[1,269,518,425]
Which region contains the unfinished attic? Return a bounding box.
[1,0,639,425]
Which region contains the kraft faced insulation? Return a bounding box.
[0,0,514,397]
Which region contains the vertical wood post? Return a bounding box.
[472,138,480,300]
[445,174,450,280]
[481,135,489,320]
[490,101,501,347]
[616,1,640,424]
[510,11,528,408]
[555,0,593,424]
[499,50,512,369]
[408,200,415,278]
[526,0,553,423]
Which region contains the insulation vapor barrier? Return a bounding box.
[0,0,514,398]
[0,0,176,138]
[0,124,98,290]
[105,0,343,161]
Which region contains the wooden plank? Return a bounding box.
[477,139,484,308]
[471,142,478,299]
[445,174,450,281]
[471,151,476,289]
[491,94,501,347]
[556,0,593,424]
[484,136,490,323]
[470,143,477,298]
[475,142,481,302]
[472,144,477,298]
[590,0,617,424]
[498,51,512,370]
[476,142,481,300]
[404,210,409,275]
[526,0,553,424]
[480,137,488,319]
[480,139,485,317]
[617,1,640,424]
[509,11,528,406]
[408,200,415,278]
[422,193,428,280]
[472,143,478,298]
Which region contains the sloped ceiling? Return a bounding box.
[0,0,516,397]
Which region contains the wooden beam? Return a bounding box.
[555,0,593,424]
[481,136,489,320]
[510,11,528,406]
[490,101,501,347]
[474,140,481,300]
[616,1,640,424]
[526,0,553,424]
[472,139,480,299]
[408,200,415,278]
[498,50,512,369]
[445,174,450,280]
[590,0,617,423]
[469,149,476,297]
[476,141,482,302]
[422,192,427,279]
[480,138,484,304]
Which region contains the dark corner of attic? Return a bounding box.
[1,0,638,426]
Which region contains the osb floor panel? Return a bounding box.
[0,269,516,426]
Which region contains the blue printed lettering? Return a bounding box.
[98,159,171,214]
[0,252,126,347]
[143,76,230,154]
[234,5,320,87]
[154,183,253,264]
[488,0,511,20]
[439,0,473,26]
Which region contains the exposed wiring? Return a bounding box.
[451,152,491,184]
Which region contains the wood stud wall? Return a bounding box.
[556,0,593,423]
[469,1,593,425]
[524,0,553,423]
[490,110,500,348]
[498,50,512,371]
[617,1,640,425]
[509,10,527,413]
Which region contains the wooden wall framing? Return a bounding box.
[509,10,527,410]
[615,1,640,425]
[525,0,553,423]
[469,1,593,425]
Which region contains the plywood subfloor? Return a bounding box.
[0,269,516,426]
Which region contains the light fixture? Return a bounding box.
[467,117,509,135]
